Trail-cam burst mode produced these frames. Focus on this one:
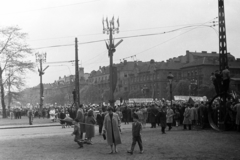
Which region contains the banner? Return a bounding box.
[128,98,153,103]
[174,96,206,101]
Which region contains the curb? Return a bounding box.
[0,123,60,130]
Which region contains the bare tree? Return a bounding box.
[0,26,35,118]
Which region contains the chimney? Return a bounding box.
[124,60,127,65]
[202,51,207,54]
[211,52,217,54]
[99,66,101,70]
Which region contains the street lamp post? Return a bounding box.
[102,17,122,107]
[189,79,198,96]
[167,72,174,107]
[35,52,48,110]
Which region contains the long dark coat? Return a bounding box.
[149,107,158,123]
[85,115,96,139]
[103,113,122,145]
[159,111,167,127]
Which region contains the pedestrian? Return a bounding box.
[49,107,56,122]
[166,106,174,130]
[222,66,230,94]
[85,110,96,144]
[127,113,144,155]
[71,120,83,149]
[174,109,180,127]
[234,103,240,132]
[59,109,66,128]
[75,104,85,140]
[149,105,158,128]
[27,107,34,125]
[159,106,167,134]
[183,105,192,130]
[142,106,148,128]
[96,109,105,135]
[103,107,122,154]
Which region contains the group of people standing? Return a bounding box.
[71,104,122,153]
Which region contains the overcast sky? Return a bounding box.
[1,0,239,88]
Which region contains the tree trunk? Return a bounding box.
[0,69,7,118]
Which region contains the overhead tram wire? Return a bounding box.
[122,25,218,60]
[3,0,101,15]
[44,60,75,64]
[29,21,217,42]
[43,18,218,67]
[33,24,217,50]
[73,25,216,67]
[118,17,219,61]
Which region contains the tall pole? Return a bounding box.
[75,38,80,107]
[167,72,174,108]
[36,52,47,110]
[103,17,121,107]
[40,59,43,109]
[109,28,114,107]
[218,0,228,71]
[170,82,172,107]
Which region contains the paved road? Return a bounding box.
[0,123,134,140]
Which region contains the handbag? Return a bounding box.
[102,133,106,140]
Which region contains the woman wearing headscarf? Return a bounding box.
[103,107,122,154]
[85,109,96,144]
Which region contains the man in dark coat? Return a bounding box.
[159,106,167,134]
[96,109,105,135]
[122,106,128,124]
[149,105,158,128]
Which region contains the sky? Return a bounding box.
[0,0,240,89]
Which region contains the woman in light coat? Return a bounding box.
[183,105,192,130]
[166,106,174,130]
[103,107,122,154]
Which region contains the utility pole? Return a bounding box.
[102,17,123,107]
[36,52,48,110]
[75,38,80,107]
[218,0,228,71]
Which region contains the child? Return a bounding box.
[174,109,180,127]
[71,120,83,149]
[127,113,144,155]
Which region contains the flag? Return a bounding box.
[112,16,115,28]
[102,17,105,29]
[117,18,119,27]
[106,17,109,29]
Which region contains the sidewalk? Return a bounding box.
[0,116,60,129]
[0,123,60,129]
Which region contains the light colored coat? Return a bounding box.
[166,109,174,123]
[235,103,240,125]
[75,108,85,133]
[103,113,122,145]
[183,107,192,125]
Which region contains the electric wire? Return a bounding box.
[33,24,217,50]
[118,18,218,61]
[2,0,101,15]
